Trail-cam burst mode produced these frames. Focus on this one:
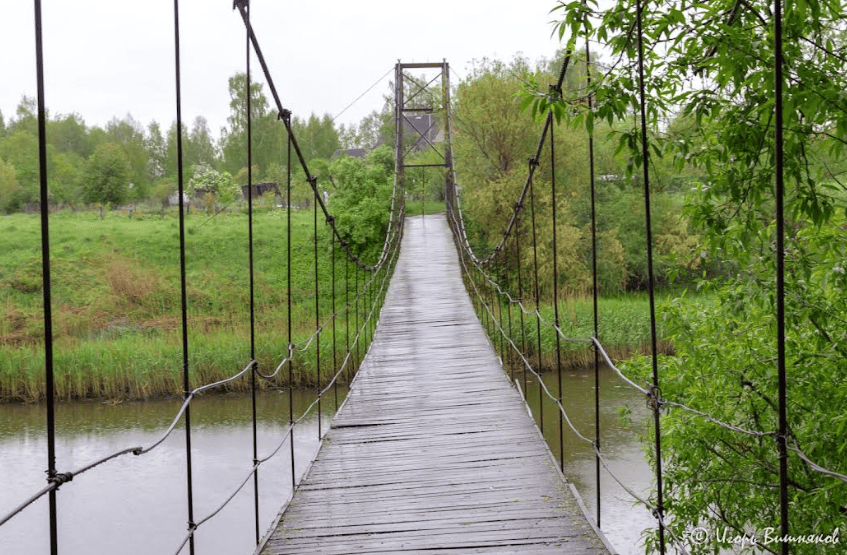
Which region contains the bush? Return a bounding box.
[82,143,131,205]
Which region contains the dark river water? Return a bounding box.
[521,364,656,555]
[1,367,654,555]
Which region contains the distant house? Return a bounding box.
[332,114,446,160]
[331,148,367,159]
[166,191,191,206]
[372,113,445,152]
[240,182,281,200]
[402,113,444,151]
[193,188,215,200]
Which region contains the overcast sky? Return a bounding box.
[2,0,565,139]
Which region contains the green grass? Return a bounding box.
[1,204,692,402]
[0,206,383,402]
[475,290,707,371]
[405,200,446,216]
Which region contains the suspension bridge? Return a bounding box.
[257,214,609,554]
[5,0,846,554]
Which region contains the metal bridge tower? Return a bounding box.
[393,61,454,208]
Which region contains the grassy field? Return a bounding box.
[1,206,380,402]
[404,199,446,216]
[474,291,680,374]
[1,203,688,402]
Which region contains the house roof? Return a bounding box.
[331,148,368,159]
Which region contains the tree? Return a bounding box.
[146,121,167,183]
[82,143,131,205]
[454,57,542,181]
[8,96,38,137]
[220,72,282,177]
[106,115,149,198]
[340,109,393,150]
[544,0,847,550]
[0,131,39,211]
[188,163,237,209]
[49,113,94,160]
[49,152,83,206]
[187,116,217,170]
[0,158,17,213]
[291,113,341,163]
[329,146,395,263]
[164,121,185,180]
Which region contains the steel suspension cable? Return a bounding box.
[515,205,528,397]
[496,255,506,364]
[170,174,405,555]
[635,0,665,550]
[774,0,790,549]
[355,266,360,368]
[550,113,565,470]
[585,37,602,529]
[528,157,544,434]
[172,0,196,550]
[314,177,322,440]
[244,8,261,542]
[232,1,400,274]
[448,54,573,267]
[345,255,351,383]
[489,258,497,348]
[332,222,338,408]
[286,113,295,490]
[33,2,57,552]
[4,49,405,544]
[504,257,514,381]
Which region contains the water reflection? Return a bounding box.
[0,388,345,555]
[518,364,656,555]
[3,369,657,555]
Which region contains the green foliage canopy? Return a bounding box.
[328,146,394,264]
[539,0,847,550]
[82,143,131,206]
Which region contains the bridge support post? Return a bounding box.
[393,61,454,216]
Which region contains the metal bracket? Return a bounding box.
[47,471,74,487]
[646,385,663,411]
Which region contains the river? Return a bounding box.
[1,366,654,554]
[521,364,656,555]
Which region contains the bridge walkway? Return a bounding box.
[259,214,611,554]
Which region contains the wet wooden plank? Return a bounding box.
[259,215,610,555]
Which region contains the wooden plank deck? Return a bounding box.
[259,214,611,555]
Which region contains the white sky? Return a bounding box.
[2,0,564,138]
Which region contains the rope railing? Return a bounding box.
[11,1,846,554]
[4,1,405,552]
[453,231,697,555]
[232,0,402,276]
[167,217,404,554]
[445,6,847,550]
[449,165,699,555]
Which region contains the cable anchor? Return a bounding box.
[646,384,663,411]
[46,471,74,487]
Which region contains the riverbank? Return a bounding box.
[0,208,373,402]
[1,208,686,403]
[481,292,677,374]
